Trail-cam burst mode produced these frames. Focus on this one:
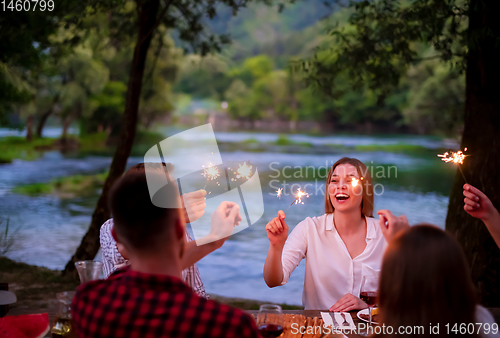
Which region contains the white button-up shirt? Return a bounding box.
[281,214,387,310]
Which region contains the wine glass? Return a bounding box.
[74,261,102,284]
[256,304,284,338]
[360,275,379,326]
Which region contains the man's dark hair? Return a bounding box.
[108,171,181,250]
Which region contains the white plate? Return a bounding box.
[357,308,379,325]
[0,290,17,305]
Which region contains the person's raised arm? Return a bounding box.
[192,201,242,246]
[181,201,242,269]
[377,209,410,243]
[263,210,289,287]
[463,184,500,249]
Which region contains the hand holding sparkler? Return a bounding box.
[463,184,498,222]
[463,184,500,249]
[196,201,242,246]
[265,210,289,248]
[377,209,410,242]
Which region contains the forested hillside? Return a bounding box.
[173,0,464,136]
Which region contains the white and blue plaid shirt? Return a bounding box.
[100,219,207,298]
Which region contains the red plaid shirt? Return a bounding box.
[71,268,260,338]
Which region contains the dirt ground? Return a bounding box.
[0,256,302,326]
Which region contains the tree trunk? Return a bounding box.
[25,115,33,141]
[62,0,161,278]
[445,0,500,307]
[36,109,53,138]
[36,93,60,138]
[61,116,71,142]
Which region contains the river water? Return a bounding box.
[0,127,458,305]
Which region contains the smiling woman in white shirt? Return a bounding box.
[263,157,387,311]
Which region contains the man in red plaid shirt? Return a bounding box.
[72,171,260,337]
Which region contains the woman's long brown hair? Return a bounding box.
[378,225,478,338]
[324,157,374,217]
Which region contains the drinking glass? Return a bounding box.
[74,260,102,284]
[360,275,379,326]
[256,304,284,338]
[51,291,77,338]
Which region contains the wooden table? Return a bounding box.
[248,309,500,338]
[248,309,372,338]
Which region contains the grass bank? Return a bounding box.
[354,143,430,153]
[0,131,166,164]
[0,256,302,316]
[0,137,56,164]
[12,172,108,198]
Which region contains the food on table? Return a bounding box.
[0,313,50,338]
[252,313,345,337]
[358,311,379,323]
[302,316,324,338]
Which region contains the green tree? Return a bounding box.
[63,0,264,277]
[0,64,30,128]
[87,81,127,135]
[174,54,230,99]
[57,45,110,140]
[0,1,117,135]
[402,61,465,135]
[303,0,500,305]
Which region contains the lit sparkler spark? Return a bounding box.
[437,150,467,165]
[287,188,309,209]
[437,148,468,183]
[351,178,360,187]
[294,188,309,205]
[236,162,253,179]
[276,188,283,199]
[202,165,220,180]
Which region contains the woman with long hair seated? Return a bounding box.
[377,222,498,338]
[263,157,388,311]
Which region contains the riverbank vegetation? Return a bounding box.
[0,130,165,164]
[1,0,465,140]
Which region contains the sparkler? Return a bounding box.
[201,165,220,181]
[201,164,220,191]
[235,162,253,179]
[351,177,360,187]
[437,148,468,183]
[285,188,309,212]
[276,188,283,199]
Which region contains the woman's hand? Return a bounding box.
[463,184,497,221]
[266,210,289,248]
[329,293,368,312]
[181,189,207,223]
[463,184,500,249]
